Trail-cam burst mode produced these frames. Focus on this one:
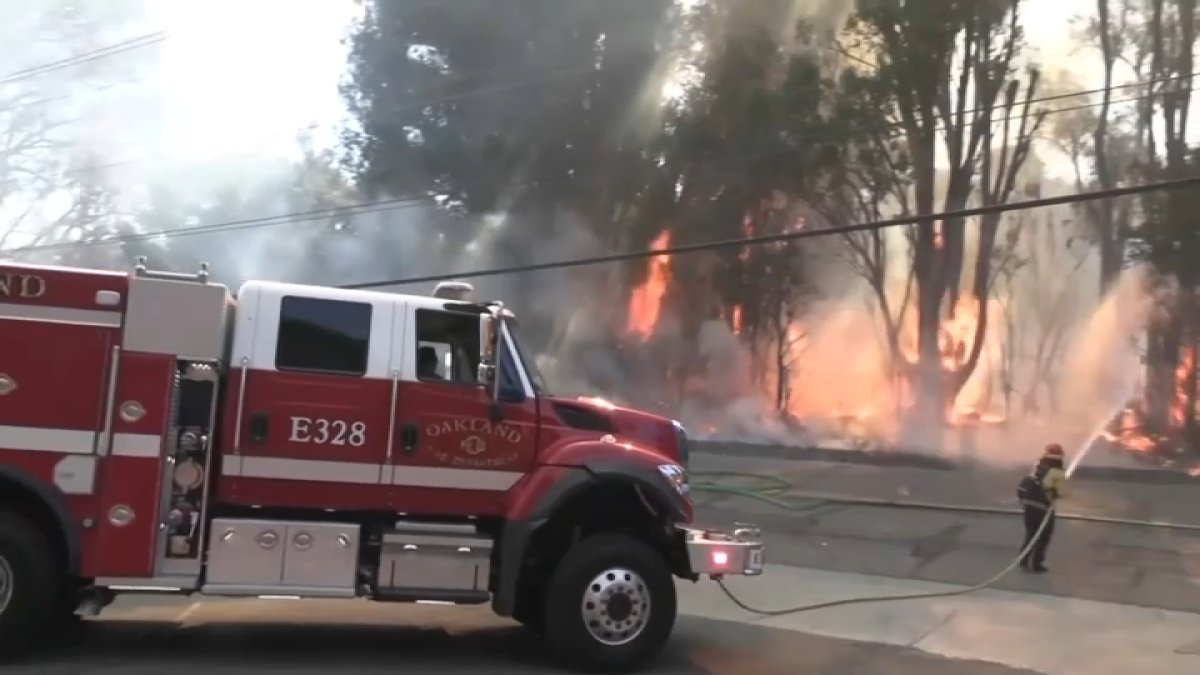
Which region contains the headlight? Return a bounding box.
[657,463,690,497]
[672,420,690,468]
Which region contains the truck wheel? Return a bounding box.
[0,512,59,660]
[542,533,676,672]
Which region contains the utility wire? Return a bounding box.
[48,65,1200,181]
[0,31,168,86]
[13,82,1189,256]
[714,69,1200,166]
[12,193,441,254]
[339,176,1200,289]
[7,35,1190,182]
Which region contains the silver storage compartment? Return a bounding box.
[280,522,360,589]
[205,518,287,586]
[379,522,493,596]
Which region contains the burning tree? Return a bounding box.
[1057,0,1200,456]
[831,0,1046,448]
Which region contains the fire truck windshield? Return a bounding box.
[503,318,548,395]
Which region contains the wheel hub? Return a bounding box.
[0,555,12,615]
[580,567,651,646]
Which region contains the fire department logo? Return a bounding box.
[426,417,523,469]
[460,435,486,456]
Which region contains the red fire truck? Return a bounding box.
[0,258,763,671]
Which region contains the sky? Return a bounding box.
[138,0,362,163]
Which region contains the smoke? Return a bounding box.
[4,1,1181,474]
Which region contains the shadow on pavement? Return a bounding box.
[29,619,706,674]
[14,617,1041,675]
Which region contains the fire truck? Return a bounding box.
[0,258,763,671]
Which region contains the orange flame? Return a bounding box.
[627,231,672,338]
[1170,345,1195,428]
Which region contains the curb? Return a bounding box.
[693,491,1200,532]
[692,442,1198,485]
[692,440,957,470]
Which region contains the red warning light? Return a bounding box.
[711,550,730,568]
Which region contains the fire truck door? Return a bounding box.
[224,290,395,511]
[389,307,538,516]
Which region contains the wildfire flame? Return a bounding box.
[614,228,1195,470]
[627,231,672,339]
[1171,345,1196,428]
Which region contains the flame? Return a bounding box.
[1170,345,1196,428]
[1101,340,1196,460]
[1101,407,1160,453]
[627,231,672,338]
[731,305,744,335]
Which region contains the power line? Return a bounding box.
[12,192,442,255]
[0,31,168,86]
[7,65,1196,255]
[56,54,651,175]
[57,66,1200,180]
[21,83,1181,253]
[717,69,1200,165]
[338,176,1200,290]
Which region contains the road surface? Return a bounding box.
[690,451,1200,614]
[15,453,1200,674]
[16,595,1036,675]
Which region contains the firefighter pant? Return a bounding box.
[1020,504,1055,568]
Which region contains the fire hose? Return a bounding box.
[689,471,1068,617]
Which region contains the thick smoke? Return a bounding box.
[4,0,1175,472]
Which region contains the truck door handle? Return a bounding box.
[250,413,268,443]
[402,425,418,453]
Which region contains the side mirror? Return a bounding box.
[478,314,498,387]
[477,362,496,387]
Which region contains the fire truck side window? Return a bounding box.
[495,333,526,400]
[275,295,372,376]
[415,309,480,384]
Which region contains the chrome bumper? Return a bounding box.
[679,523,764,577]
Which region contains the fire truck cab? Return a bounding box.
[0,259,763,671]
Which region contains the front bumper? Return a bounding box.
[679,523,764,577]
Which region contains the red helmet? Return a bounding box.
[1044,443,1064,458]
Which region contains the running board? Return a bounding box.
[372,588,490,605]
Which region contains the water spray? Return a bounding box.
[1065,398,1128,478]
[708,398,1133,618]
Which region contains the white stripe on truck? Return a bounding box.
[0,425,162,457]
[0,302,122,327]
[223,455,523,491]
[0,425,522,492]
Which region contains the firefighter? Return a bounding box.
[1017,443,1067,573]
[418,346,444,380]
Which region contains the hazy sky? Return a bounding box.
[140,0,361,162]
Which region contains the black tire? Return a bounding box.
[513,598,545,635]
[0,512,60,660]
[542,533,676,673]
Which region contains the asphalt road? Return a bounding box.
[18,454,1198,674]
[690,453,1200,614]
[16,596,1037,675]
